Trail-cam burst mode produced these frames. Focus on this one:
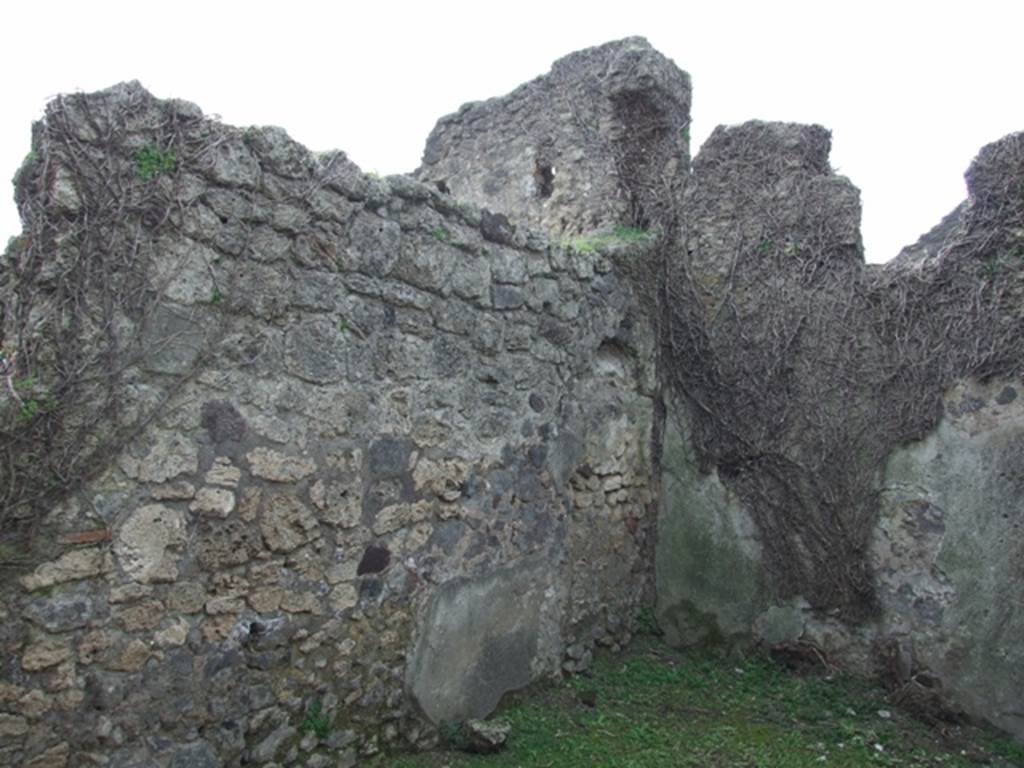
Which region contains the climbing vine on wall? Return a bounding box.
[620,123,1024,621]
[0,86,218,552]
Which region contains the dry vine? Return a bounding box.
[617,119,1024,621]
[0,85,222,554]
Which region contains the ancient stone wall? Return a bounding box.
[875,379,1024,739]
[1,36,1022,767]
[658,374,1024,738]
[0,80,658,766]
[656,123,1024,739]
[416,37,691,240]
[343,39,1024,748]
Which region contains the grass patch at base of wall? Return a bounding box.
[372,635,1022,768]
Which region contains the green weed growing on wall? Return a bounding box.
[134,145,177,180]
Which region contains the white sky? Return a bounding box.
[1,0,1021,263]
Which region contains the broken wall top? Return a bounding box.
[416,37,692,240]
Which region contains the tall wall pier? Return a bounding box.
[657,118,1024,739]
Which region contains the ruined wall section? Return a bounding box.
[874,379,1024,740]
[414,37,1024,741]
[662,120,877,619]
[0,82,659,767]
[1,37,1021,761]
[416,37,691,240]
[656,125,1024,738]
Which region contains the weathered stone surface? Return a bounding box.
[285,317,351,384]
[326,560,358,585]
[366,436,412,479]
[190,487,236,516]
[251,725,296,763]
[238,487,262,522]
[150,481,196,500]
[205,595,244,615]
[50,167,80,212]
[25,742,71,768]
[656,408,766,647]
[247,448,317,483]
[166,582,207,614]
[155,618,190,647]
[279,591,322,614]
[247,587,284,613]
[78,630,117,665]
[19,689,51,719]
[21,639,72,671]
[417,37,691,240]
[201,401,248,444]
[407,557,562,723]
[116,599,165,631]
[260,494,319,552]
[196,518,261,569]
[24,592,99,633]
[139,304,209,375]
[873,379,1024,738]
[130,432,199,483]
[114,504,187,583]
[373,501,431,535]
[753,602,808,646]
[108,639,151,672]
[150,239,218,305]
[20,548,107,591]
[310,480,361,527]
[205,457,242,487]
[168,741,220,768]
[413,457,470,501]
[0,713,29,736]
[201,615,237,643]
[491,285,524,310]
[328,584,358,613]
[463,718,512,754]
[205,133,261,188]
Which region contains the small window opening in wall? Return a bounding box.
[595,337,631,380]
[534,160,555,198]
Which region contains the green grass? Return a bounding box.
[134,145,177,180]
[564,227,655,254]
[10,376,48,423]
[11,150,36,187]
[301,700,331,740]
[988,736,1024,766]
[371,635,1022,767]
